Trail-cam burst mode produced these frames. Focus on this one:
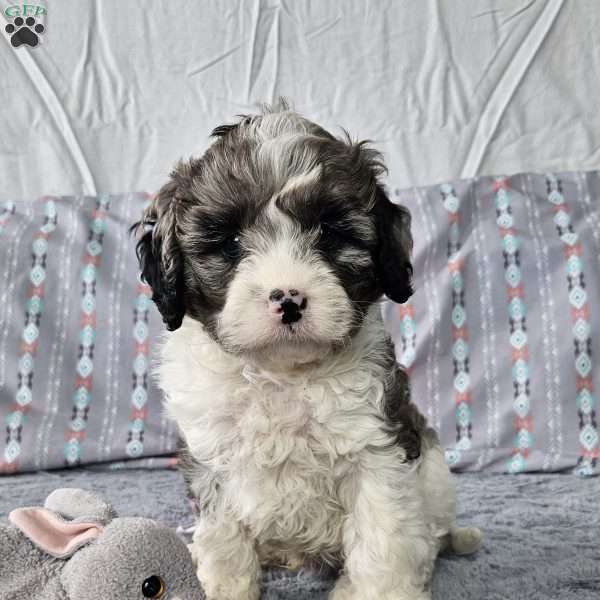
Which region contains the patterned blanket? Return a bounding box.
[1,172,599,475]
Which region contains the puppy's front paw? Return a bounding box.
[329,575,431,600]
[196,565,260,600]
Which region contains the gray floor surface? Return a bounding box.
[1,469,599,599]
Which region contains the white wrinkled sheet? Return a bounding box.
[1,0,599,201]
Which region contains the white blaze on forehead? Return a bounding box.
[277,164,322,197]
[264,199,295,244]
[264,165,322,231]
[258,134,320,188]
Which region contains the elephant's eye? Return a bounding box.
[142,575,165,598]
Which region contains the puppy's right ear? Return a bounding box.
[132,180,186,331]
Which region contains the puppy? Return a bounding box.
[134,101,481,600]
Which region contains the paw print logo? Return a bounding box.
[5,16,45,48]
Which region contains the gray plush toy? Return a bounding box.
[0,488,205,600]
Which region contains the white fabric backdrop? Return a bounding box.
[1,0,599,201]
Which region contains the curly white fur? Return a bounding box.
[158,306,480,600]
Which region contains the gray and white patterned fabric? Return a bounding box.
[384,171,600,476]
[1,172,599,476]
[0,194,176,474]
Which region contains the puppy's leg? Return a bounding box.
[192,514,260,600]
[331,452,435,600]
[419,430,482,556]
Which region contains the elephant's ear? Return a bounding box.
[9,507,103,559]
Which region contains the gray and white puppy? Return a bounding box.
[134,101,480,600]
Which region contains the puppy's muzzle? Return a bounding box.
[268,288,307,324]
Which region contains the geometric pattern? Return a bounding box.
[546,175,598,475]
[384,172,600,475]
[0,177,599,475]
[494,178,533,474]
[397,302,416,374]
[441,183,472,465]
[0,193,177,475]
[2,199,57,472]
[64,196,111,466]
[126,275,152,458]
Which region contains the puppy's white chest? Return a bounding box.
[235,379,351,463]
[160,321,389,558]
[227,379,361,554]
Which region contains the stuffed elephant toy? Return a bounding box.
[0,488,205,600]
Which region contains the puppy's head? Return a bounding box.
[134,102,413,366]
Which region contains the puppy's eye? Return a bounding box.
[142,575,165,598]
[222,234,242,260]
[319,223,346,244]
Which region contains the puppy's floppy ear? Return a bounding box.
[132,180,186,331]
[372,185,414,304]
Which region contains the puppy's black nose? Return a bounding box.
[268,289,307,324]
[280,299,302,324]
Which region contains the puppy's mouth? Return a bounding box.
[223,314,337,351]
[233,328,338,369]
[267,317,319,345]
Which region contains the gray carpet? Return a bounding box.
[1,469,599,599]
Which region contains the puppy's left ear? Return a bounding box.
[132,178,186,331]
[372,185,414,304]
